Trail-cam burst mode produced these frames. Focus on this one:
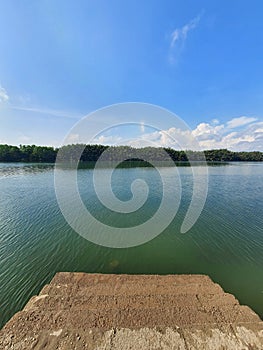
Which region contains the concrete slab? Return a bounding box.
[0,273,262,349]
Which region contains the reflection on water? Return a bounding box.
[0,163,54,179]
[0,162,262,328]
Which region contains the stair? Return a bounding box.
[0,273,262,349]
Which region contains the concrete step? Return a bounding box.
[40,273,224,297]
[48,272,215,287]
[0,273,262,350]
[24,292,238,313]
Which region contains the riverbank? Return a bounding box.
[0,273,262,349]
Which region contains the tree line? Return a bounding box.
[0,144,262,162]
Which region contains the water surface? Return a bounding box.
[0,162,262,327]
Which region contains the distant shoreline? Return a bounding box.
[0,144,262,163]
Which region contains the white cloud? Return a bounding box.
[67,133,80,143]
[193,119,263,151]
[0,86,9,103]
[169,12,203,63]
[65,133,123,145]
[92,135,123,146]
[211,119,219,125]
[93,116,263,152]
[192,122,224,137]
[226,116,257,129]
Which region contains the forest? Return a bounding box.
[0,143,262,163]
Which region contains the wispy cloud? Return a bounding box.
[169,12,203,63]
[11,106,81,120]
[0,85,9,103]
[0,87,81,119]
[226,116,257,129]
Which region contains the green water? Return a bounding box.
[0,162,262,328]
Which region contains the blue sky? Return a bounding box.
[0,0,263,150]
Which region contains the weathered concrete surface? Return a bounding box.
[0,273,262,349]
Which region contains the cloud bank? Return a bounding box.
[92,116,263,152]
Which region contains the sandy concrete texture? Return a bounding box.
[0,273,262,349]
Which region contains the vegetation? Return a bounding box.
[0,144,262,163]
[0,144,57,162]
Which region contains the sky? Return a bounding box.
[0,0,263,151]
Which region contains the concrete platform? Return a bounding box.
[0,273,262,349]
